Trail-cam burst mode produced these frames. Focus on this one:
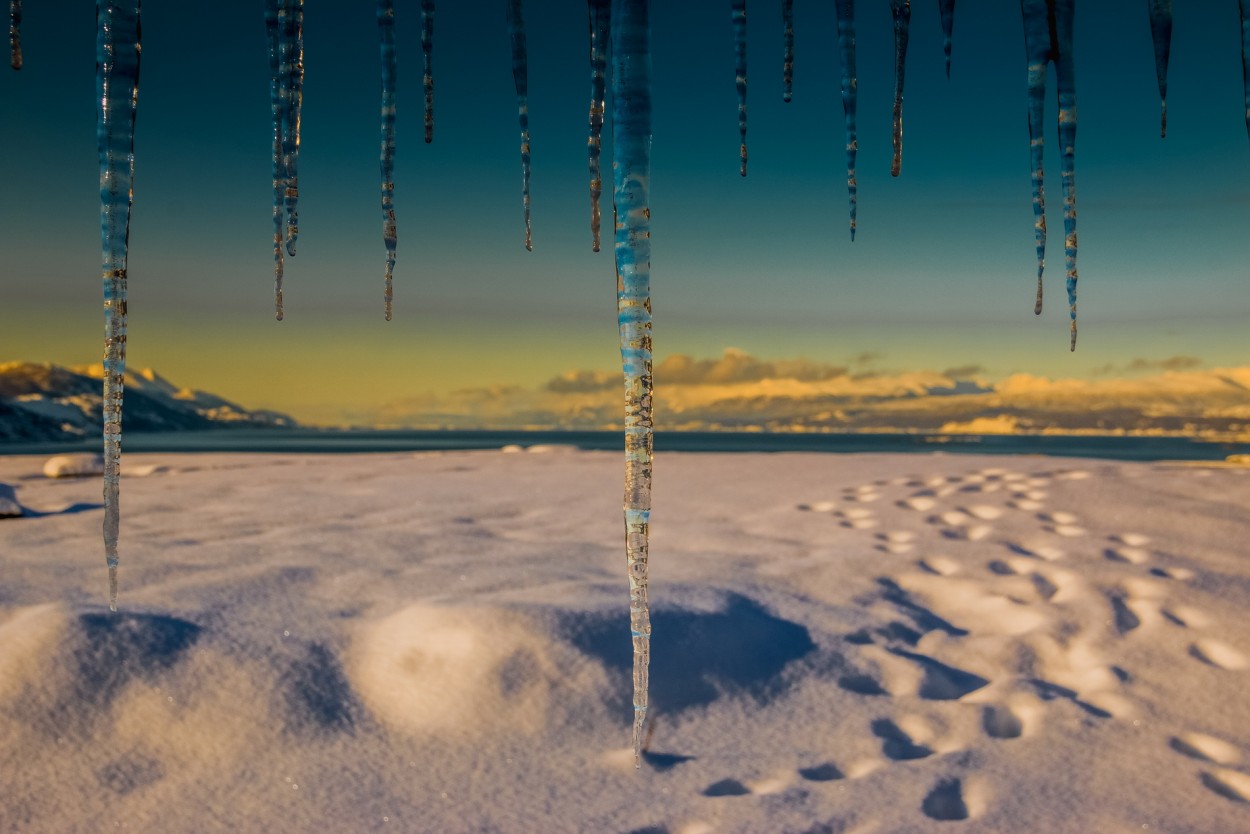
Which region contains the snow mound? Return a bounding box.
[43,453,104,478]
[0,482,22,518]
[349,604,603,737]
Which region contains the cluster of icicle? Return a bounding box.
[19,0,1240,761]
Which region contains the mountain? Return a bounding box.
[0,362,296,443]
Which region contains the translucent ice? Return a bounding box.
[836,0,857,239]
[1021,0,1079,348]
[588,0,610,251]
[611,0,653,767]
[1147,0,1171,137]
[733,0,747,175]
[506,0,533,251]
[890,0,911,177]
[96,0,142,611]
[379,0,398,320]
[782,0,793,101]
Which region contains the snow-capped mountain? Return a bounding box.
[0,362,296,443]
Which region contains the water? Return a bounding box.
[3,429,1244,462]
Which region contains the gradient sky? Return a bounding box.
[2,1,1248,424]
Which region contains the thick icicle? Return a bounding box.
[1241,0,1250,143]
[782,0,793,102]
[422,0,434,143]
[264,0,285,319]
[611,0,653,768]
[1147,0,1171,137]
[733,0,747,176]
[506,0,532,251]
[1021,0,1079,349]
[836,0,857,239]
[279,1,304,258]
[379,0,397,320]
[9,0,20,70]
[588,0,610,252]
[938,0,954,77]
[96,0,141,612]
[890,0,911,177]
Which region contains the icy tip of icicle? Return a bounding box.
[1070,321,1078,351]
[1160,100,1167,139]
[108,566,119,612]
[1034,278,1043,315]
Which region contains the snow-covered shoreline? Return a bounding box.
[2,450,1248,832]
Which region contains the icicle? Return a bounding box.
[280,0,304,258]
[264,0,285,320]
[836,0,857,239]
[379,0,397,321]
[9,0,20,70]
[782,0,793,102]
[506,0,533,251]
[1147,1,1171,138]
[733,0,748,176]
[1021,0,1079,349]
[96,0,141,612]
[611,0,653,768]
[422,0,434,144]
[588,0,610,252]
[938,0,954,77]
[890,0,911,177]
[1241,0,1250,143]
[1023,1,1047,315]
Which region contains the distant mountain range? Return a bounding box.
[0,362,296,443]
[6,354,1249,443]
[370,350,1250,441]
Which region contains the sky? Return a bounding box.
[1,0,1248,426]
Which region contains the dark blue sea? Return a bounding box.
[2,429,1247,462]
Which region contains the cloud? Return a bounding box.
[368,351,1250,439]
[1091,355,1203,376]
[544,369,617,393]
[654,349,847,386]
[849,352,882,367]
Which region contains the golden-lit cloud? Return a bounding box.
[369,350,1250,440]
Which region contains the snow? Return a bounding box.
[1,449,1248,831]
[43,453,104,479]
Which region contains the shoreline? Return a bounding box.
[2,427,1248,462]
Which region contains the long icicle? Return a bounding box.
[938,0,954,77]
[835,0,857,239]
[1241,0,1250,143]
[1022,0,1050,316]
[9,0,20,70]
[264,0,285,320]
[379,0,398,321]
[890,0,911,177]
[506,0,533,251]
[1022,0,1080,348]
[588,0,610,252]
[733,0,747,176]
[96,0,141,612]
[611,0,653,768]
[280,0,304,258]
[1053,0,1078,350]
[782,0,793,102]
[422,0,434,143]
[1147,0,1172,137]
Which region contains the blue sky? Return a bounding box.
[1,0,1247,423]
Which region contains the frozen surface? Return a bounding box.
[2,450,1249,832]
